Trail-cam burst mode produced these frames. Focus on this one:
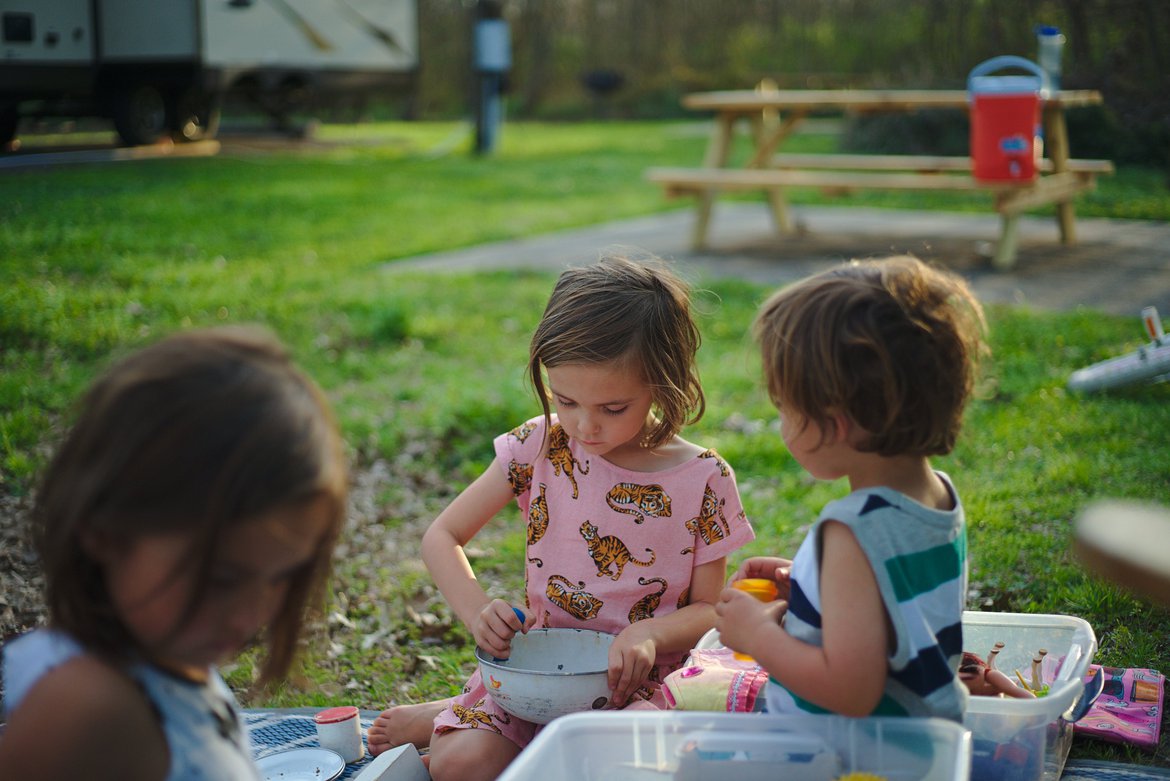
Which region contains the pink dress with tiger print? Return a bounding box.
[432,415,754,748]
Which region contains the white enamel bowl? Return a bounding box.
[475,628,615,724]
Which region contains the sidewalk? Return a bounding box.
[389,204,1170,317]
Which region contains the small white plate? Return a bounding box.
[256,747,346,781]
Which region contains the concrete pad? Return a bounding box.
[387,204,1170,317]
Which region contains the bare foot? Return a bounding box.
[366,698,452,757]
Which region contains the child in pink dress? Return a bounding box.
[370,255,753,781]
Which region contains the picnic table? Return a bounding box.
[646,86,1113,270]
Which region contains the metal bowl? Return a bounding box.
[475,628,615,724]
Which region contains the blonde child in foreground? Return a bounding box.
[715,255,987,720]
[368,255,754,780]
[0,327,348,781]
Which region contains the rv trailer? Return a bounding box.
[0,0,419,147]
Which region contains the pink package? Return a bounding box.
[1073,665,1164,751]
[662,647,768,712]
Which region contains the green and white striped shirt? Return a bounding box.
[765,472,968,721]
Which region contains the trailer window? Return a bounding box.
[2,13,34,43]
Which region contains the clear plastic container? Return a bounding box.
[963,611,1097,781]
[499,711,972,781]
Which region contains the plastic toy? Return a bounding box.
[1068,306,1170,393]
[960,642,1051,699]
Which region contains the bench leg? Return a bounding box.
[690,114,737,250]
[1056,201,1077,245]
[693,190,716,250]
[765,187,793,234]
[1043,104,1078,245]
[994,214,1021,271]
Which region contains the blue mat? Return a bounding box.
[1062,760,1170,780]
[245,710,382,780]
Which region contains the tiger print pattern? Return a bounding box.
[526,482,549,568]
[506,459,533,496]
[699,449,731,476]
[628,576,668,623]
[451,698,510,733]
[580,520,656,580]
[510,420,538,442]
[546,574,604,620]
[547,424,589,498]
[527,482,549,544]
[682,484,731,554]
[606,482,672,524]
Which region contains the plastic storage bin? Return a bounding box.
[963,611,1097,781]
[499,710,972,781]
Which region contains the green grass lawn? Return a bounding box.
[2,121,1168,765]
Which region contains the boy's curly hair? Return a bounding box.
[753,255,987,457]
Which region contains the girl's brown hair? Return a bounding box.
[753,255,987,457]
[33,326,347,683]
[528,253,705,449]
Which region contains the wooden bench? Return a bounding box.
[648,155,1113,195]
[650,86,1112,271]
[769,153,1114,175]
[647,154,1114,270]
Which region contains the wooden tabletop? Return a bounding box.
[682,88,1104,113]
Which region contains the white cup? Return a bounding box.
[314,706,365,763]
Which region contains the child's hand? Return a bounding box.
[473,600,531,659]
[714,587,788,660]
[607,623,656,707]
[731,556,793,600]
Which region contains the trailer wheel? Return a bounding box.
[112,85,167,146]
[0,105,18,148]
[169,88,222,142]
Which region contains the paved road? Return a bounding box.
[389,203,1170,317]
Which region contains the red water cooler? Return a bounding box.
[968,56,1047,182]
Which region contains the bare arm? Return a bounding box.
[420,456,530,658]
[608,555,727,705]
[716,521,889,716]
[0,655,168,781]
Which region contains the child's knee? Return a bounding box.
[429,731,517,781]
[429,748,483,781]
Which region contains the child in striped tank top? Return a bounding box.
[714,255,987,721]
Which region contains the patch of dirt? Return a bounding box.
[0,443,512,704]
[0,492,40,643]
